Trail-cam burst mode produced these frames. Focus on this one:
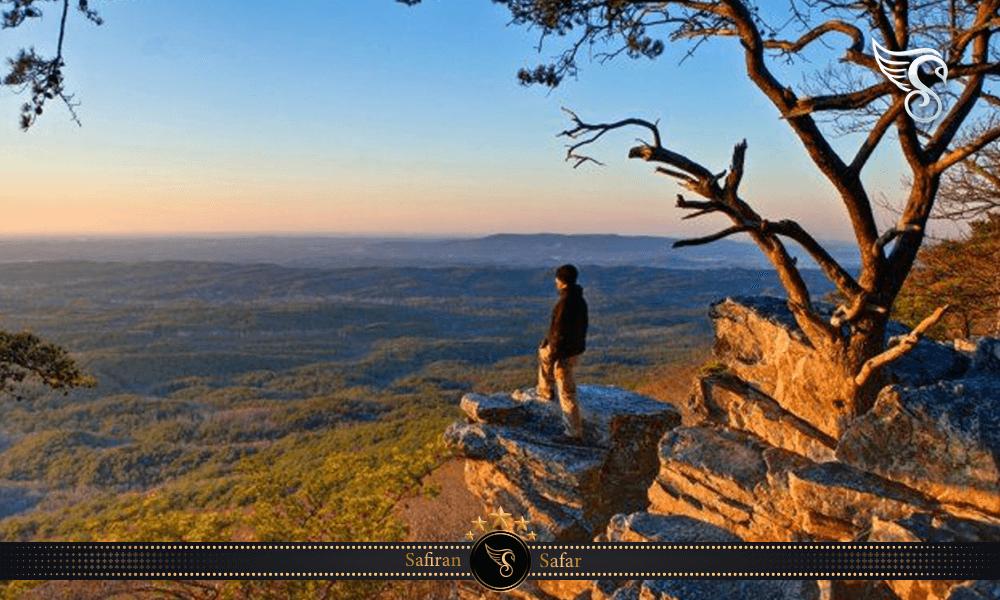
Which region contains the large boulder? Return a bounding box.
[591,513,819,600]
[444,385,680,542]
[868,512,1000,542]
[616,579,820,600]
[948,581,1000,600]
[687,371,838,462]
[709,296,854,439]
[709,296,970,439]
[836,375,1000,519]
[598,512,743,544]
[648,426,954,542]
[647,426,797,541]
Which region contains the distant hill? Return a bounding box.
[0,233,861,270]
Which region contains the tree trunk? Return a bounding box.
[846,314,889,415]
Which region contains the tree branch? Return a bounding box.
[872,223,923,256]
[675,193,740,220]
[768,219,863,299]
[925,8,997,162]
[719,0,880,271]
[783,82,895,119]
[723,139,747,203]
[629,144,720,195]
[559,107,664,168]
[854,304,951,388]
[933,125,1000,175]
[673,225,753,247]
[763,19,866,54]
[849,97,907,175]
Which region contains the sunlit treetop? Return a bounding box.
[0,330,97,400]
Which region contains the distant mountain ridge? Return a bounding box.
[0,233,861,270]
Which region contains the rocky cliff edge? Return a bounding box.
[444,296,1000,600]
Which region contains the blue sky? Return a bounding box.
[1,0,919,240]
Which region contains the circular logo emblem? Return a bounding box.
[469,530,531,592]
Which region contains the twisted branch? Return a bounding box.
[854,305,951,388]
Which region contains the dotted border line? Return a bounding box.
[3,542,980,552]
[26,572,954,578]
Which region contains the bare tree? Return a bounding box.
[933,136,1000,222]
[399,0,1000,418]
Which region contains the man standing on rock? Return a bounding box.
[537,264,588,443]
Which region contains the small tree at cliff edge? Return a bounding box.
[398,0,1000,419]
[0,330,96,400]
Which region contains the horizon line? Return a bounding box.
[0,231,858,244]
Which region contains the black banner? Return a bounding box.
[1,542,997,580]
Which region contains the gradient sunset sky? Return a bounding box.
[2,0,919,240]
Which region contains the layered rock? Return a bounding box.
[446,297,1000,600]
[444,385,681,542]
[591,514,819,600]
[836,377,1000,519]
[704,297,999,520]
[591,578,821,600]
[868,512,1000,543]
[687,370,838,462]
[645,425,947,542]
[707,296,969,440]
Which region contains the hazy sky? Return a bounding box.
[2,0,919,240]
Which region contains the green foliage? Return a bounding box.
[698,361,729,376]
[0,330,96,399]
[894,212,1000,339]
[0,429,113,482]
[0,580,44,600]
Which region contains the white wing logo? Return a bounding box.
[485,544,515,578]
[873,39,949,123]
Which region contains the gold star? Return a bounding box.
[513,515,530,531]
[490,507,511,529]
[465,531,475,541]
[471,516,486,532]
[525,531,537,541]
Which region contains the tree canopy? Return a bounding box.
[895,211,1000,339]
[2,0,103,130]
[0,330,96,399]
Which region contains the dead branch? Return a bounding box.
[783,82,895,119]
[762,19,865,54]
[767,219,863,299]
[831,292,868,329]
[933,126,1000,174]
[854,304,951,388]
[674,193,742,222]
[872,223,923,256]
[560,107,662,168]
[628,144,717,184]
[673,225,753,247]
[561,107,838,342]
[849,97,907,175]
[656,166,697,185]
[723,140,747,202]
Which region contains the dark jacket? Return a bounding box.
[544,284,588,360]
